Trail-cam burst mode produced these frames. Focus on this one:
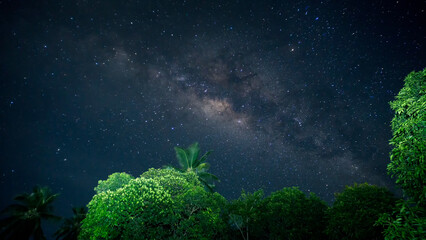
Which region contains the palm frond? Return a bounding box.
[44,194,60,205]
[174,146,190,169]
[198,172,219,182]
[193,150,212,167]
[54,207,86,240]
[199,178,215,193]
[13,193,31,205]
[0,204,28,215]
[72,206,87,216]
[0,217,19,231]
[186,142,200,167]
[195,162,210,173]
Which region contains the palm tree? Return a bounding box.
[0,186,60,240]
[171,142,219,192]
[54,207,87,240]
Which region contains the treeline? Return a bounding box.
[0,169,400,240]
[77,169,397,240]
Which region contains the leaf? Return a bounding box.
[196,163,210,172]
[186,142,200,166]
[193,150,212,167]
[174,147,190,169]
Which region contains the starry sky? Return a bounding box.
[0,0,425,219]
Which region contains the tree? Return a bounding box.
[54,207,87,240]
[94,172,134,194]
[80,168,226,239]
[388,68,425,203]
[263,187,328,240]
[227,190,265,240]
[326,183,396,240]
[377,69,426,239]
[0,186,60,240]
[169,142,219,192]
[80,175,175,239]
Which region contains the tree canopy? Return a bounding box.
[378,68,426,240]
[262,187,328,240]
[94,172,134,194]
[80,168,226,239]
[388,68,425,203]
[326,183,396,240]
[227,190,265,240]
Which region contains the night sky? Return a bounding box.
[1,0,425,223]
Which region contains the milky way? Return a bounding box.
[0,1,424,225]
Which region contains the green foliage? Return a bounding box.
[80,168,226,239]
[376,199,425,240]
[80,177,174,239]
[225,188,328,240]
[94,172,134,194]
[326,183,397,240]
[0,186,60,240]
[173,187,228,239]
[141,168,201,196]
[174,142,210,170]
[389,68,425,203]
[170,142,219,192]
[54,207,87,240]
[263,187,328,240]
[227,190,265,240]
[378,69,426,240]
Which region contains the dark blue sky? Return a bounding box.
[0,0,424,227]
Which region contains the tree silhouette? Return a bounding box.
[0,186,60,240]
[54,207,87,240]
